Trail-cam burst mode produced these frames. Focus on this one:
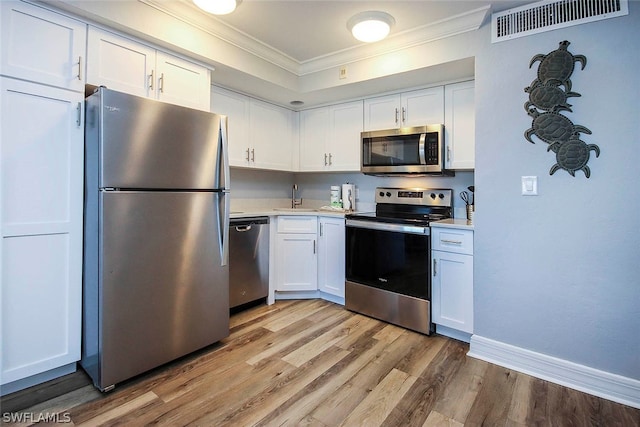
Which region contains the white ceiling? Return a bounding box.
[182,0,531,63]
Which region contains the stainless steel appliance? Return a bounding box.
[361,125,453,176]
[229,216,269,309]
[82,88,230,391]
[345,187,452,335]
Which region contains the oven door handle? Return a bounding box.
[346,219,430,235]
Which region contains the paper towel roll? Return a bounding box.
[342,183,355,211]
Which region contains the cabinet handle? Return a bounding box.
[320,223,323,236]
[251,148,255,162]
[328,153,332,166]
[313,239,316,254]
[394,107,399,124]
[447,146,451,162]
[246,148,250,162]
[402,107,406,123]
[159,73,164,93]
[441,239,463,245]
[76,56,83,81]
[324,153,328,166]
[433,259,437,276]
[76,102,82,127]
[149,70,155,90]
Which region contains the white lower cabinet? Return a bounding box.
[275,216,317,292]
[317,217,345,299]
[0,78,84,392]
[431,225,474,340]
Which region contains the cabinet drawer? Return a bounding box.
[277,216,317,234]
[431,227,473,255]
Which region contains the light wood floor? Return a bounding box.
[2,299,639,426]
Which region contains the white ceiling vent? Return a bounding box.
[492,0,629,43]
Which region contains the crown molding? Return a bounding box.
[299,6,491,75]
[142,0,489,78]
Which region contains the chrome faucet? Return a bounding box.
[291,184,303,209]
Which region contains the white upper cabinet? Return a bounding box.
[86,27,211,111]
[445,81,475,170]
[211,86,251,167]
[214,86,294,171]
[364,87,444,131]
[0,1,86,92]
[155,51,211,111]
[248,98,294,171]
[299,100,362,172]
[86,27,155,98]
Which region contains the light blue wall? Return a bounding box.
[474,8,640,379]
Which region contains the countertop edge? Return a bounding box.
[431,218,474,230]
[230,210,349,219]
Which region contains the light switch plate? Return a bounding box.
[522,176,538,196]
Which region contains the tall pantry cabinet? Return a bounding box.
[0,1,85,393]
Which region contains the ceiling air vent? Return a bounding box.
[492,0,629,43]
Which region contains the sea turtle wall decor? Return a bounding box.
[548,136,600,178]
[529,40,587,92]
[524,40,600,178]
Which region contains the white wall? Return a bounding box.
[474,10,640,380]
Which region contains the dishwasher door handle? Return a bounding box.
[235,225,252,232]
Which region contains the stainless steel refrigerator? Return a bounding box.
[82,88,230,391]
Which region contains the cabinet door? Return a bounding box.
[156,51,211,111]
[275,234,317,291]
[1,1,86,92]
[212,86,251,167]
[0,78,83,384]
[364,94,400,131]
[328,101,362,172]
[250,99,293,171]
[86,27,155,98]
[431,250,473,334]
[401,87,444,127]
[299,107,329,171]
[318,218,345,298]
[445,81,475,170]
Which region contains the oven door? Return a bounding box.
[345,219,431,299]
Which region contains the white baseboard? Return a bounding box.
[468,335,640,409]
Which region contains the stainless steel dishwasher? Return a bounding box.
[229,216,269,309]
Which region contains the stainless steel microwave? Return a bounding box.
[361,125,452,176]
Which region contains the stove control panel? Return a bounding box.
[375,187,452,207]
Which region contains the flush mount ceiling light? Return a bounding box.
[347,11,395,43]
[193,0,240,15]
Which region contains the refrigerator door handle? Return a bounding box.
[218,190,230,267]
[218,116,231,191]
[218,115,231,267]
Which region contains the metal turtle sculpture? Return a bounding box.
[529,40,587,92]
[547,135,600,178]
[524,81,580,113]
[525,107,591,149]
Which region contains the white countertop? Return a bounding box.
[230,208,349,220]
[431,218,474,230]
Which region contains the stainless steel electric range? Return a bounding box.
[344,187,453,335]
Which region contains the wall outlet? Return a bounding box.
[339,66,347,80]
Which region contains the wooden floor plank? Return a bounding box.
[2,300,638,427]
[381,339,469,427]
[339,368,417,426]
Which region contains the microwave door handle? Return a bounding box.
[418,133,427,164]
